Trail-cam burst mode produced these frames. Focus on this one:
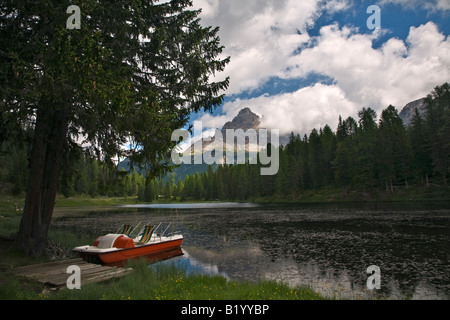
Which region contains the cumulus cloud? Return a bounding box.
[436,0,450,10]
[191,1,450,138]
[198,22,449,136]
[192,0,350,95]
[198,83,357,136]
[379,0,450,11]
[284,22,450,112]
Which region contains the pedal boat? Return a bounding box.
[72,224,183,266]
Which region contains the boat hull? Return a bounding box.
[75,238,183,266]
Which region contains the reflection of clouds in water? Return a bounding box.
[264,258,449,300]
[181,249,230,280]
[263,258,377,300]
[271,261,449,300]
[155,248,230,280]
[182,245,449,300]
[183,245,269,282]
[54,204,450,300]
[411,281,449,300]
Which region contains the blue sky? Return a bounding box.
[188,0,449,137]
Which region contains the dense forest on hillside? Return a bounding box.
[1,83,449,202]
[175,82,450,201]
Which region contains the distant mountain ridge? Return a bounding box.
[120,107,263,181]
[119,98,427,181]
[196,107,263,154]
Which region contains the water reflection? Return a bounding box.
[53,202,450,300]
[152,248,230,280]
[175,205,450,300]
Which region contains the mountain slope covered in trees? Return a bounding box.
[1,83,449,202]
[174,83,450,201]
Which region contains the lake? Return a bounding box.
[53,202,450,300]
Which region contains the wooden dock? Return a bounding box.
[14,258,132,289]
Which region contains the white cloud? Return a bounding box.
[198,22,450,137]
[192,0,219,18]
[193,0,350,95]
[199,83,357,136]
[436,0,450,10]
[284,22,450,112]
[196,112,230,130]
[378,0,450,11]
[191,1,450,138]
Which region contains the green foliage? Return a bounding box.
[58,155,146,198]
[1,84,449,202]
[424,83,450,185]
[48,260,324,300]
[1,1,230,176]
[174,83,450,201]
[1,0,229,255]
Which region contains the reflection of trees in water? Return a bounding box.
[252,218,449,299]
[185,208,450,299]
[52,206,450,299]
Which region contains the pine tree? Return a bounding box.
[333,116,357,193]
[2,0,229,256]
[320,125,337,185]
[355,108,378,194]
[275,148,290,197]
[283,135,302,199]
[425,83,450,186]
[378,105,411,191]
[308,129,324,188]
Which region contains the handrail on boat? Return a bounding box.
[152,222,163,236]
[160,222,172,240]
[120,221,182,241]
[128,221,142,238]
[135,221,160,240]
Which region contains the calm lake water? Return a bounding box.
[53,202,450,300]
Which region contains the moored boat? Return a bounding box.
[73,222,183,266]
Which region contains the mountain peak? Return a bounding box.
[190,108,263,155]
[222,107,260,132]
[399,98,428,127]
[238,107,255,116]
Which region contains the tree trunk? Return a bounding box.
[17,107,69,257]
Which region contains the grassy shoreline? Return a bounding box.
[1,189,448,300]
[0,234,327,301]
[0,243,327,301]
[46,260,326,300]
[0,195,328,301]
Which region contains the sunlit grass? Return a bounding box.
[49,259,325,300]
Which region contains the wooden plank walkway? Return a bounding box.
[14,258,132,289]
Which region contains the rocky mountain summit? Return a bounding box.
[194,107,263,154]
[222,107,261,132]
[399,98,428,127]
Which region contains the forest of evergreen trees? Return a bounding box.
[1,83,448,202]
[171,83,450,201]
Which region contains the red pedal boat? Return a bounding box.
[73,222,183,266]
